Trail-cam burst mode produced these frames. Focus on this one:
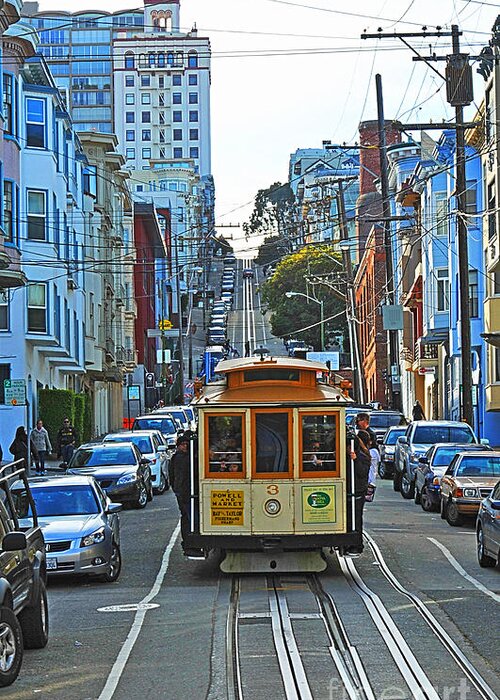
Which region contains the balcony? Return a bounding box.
[0,249,27,289]
[105,337,116,363]
[486,234,500,273]
[413,337,439,370]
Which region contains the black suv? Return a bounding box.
[0,461,49,686]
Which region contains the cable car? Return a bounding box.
[187,355,358,572]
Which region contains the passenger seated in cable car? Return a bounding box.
[302,437,336,471]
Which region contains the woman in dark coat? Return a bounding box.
[9,426,38,469]
[346,430,371,556]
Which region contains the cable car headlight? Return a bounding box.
[264,499,281,516]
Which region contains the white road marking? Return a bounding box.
[98,522,181,700]
[428,537,500,603]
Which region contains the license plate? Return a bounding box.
[46,558,58,570]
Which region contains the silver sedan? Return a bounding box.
[14,475,122,583]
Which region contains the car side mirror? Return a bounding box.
[418,457,428,464]
[2,532,27,551]
[106,503,122,514]
[398,436,408,444]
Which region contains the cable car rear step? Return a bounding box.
[220,550,327,573]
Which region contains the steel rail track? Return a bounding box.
[363,532,499,700]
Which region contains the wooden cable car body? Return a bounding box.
[188,355,360,572]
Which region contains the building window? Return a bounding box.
[142,147,151,159]
[160,147,166,159]
[0,291,9,331]
[125,52,135,69]
[492,271,500,296]
[189,147,199,158]
[173,93,182,105]
[3,181,14,243]
[125,93,135,105]
[465,180,477,214]
[173,129,182,141]
[159,76,165,88]
[141,93,151,105]
[189,110,199,122]
[188,74,198,86]
[435,192,447,238]
[26,98,46,148]
[126,130,135,141]
[188,92,198,104]
[141,111,151,123]
[436,268,449,312]
[136,185,144,192]
[159,129,166,143]
[125,75,134,87]
[27,283,47,333]
[142,129,151,141]
[188,51,198,68]
[0,364,11,404]
[159,111,166,125]
[173,110,182,122]
[141,75,151,87]
[173,75,182,86]
[27,190,46,241]
[126,148,135,159]
[469,270,479,318]
[173,147,183,158]
[3,74,16,137]
[189,128,199,140]
[126,111,135,123]
[488,183,495,240]
[157,52,165,68]
[148,52,156,68]
[495,347,500,383]
[159,93,165,106]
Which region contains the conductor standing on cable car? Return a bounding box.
[169,433,202,557]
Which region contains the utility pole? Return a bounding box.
[362,25,475,426]
[376,74,402,411]
[174,234,185,404]
[337,180,366,405]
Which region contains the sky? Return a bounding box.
[36,0,500,237]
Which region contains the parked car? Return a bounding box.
[67,443,153,509]
[378,426,407,479]
[221,282,234,293]
[223,254,236,264]
[366,411,406,443]
[152,406,190,432]
[180,405,197,431]
[476,480,500,567]
[394,421,482,499]
[103,431,169,494]
[243,268,254,279]
[440,451,500,526]
[15,474,122,582]
[132,414,178,449]
[0,463,48,687]
[415,443,492,512]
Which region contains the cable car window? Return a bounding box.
[206,414,244,475]
[243,369,299,382]
[301,414,338,475]
[254,412,290,474]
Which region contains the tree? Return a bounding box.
[255,235,283,268]
[244,182,295,243]
[260,245,347,350]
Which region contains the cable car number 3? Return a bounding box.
[266,485,279,495]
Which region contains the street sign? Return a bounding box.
[306,352,340,370]
[417,367,436,375]
[156,349,172,364]
[158,319,173,331]
[128,385,140,401]
[147,328,180,338]
[4,379,26,406]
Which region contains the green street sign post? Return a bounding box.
[4,379,26,406]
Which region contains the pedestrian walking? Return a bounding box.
[355,412,379,451]
[360,429,379,503]
[412,400,426,421]
[30,419,52,475]
[244,340,250,357]
[57,417,78,467]
[168,434,202,557]
[345,431,371,556]
[9,426,38,471]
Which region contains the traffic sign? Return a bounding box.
[158,319,173,331]
[4,379,26,406]
[147,328,180,338]
[417,367,436,375]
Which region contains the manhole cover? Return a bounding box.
[97,603,160,613]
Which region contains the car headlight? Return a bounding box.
[117,473,137,485]
[463,488,478,498]
[80,527,105,547]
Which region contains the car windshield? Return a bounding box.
[183,407,194,421]
[385,429,407,445]
[107,435,152,453]
[413,426,474,444]
[70,447,136,467]
[16,485,100,517]
[456,456,500,477]
[369,414,404,428]
[134,417,175,435]
[432,446,480,467]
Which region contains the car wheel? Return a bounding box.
[440,497,447,519]
[414,484,421,505]
[135,482,148,509]
[401,473,415,500]
[446,501,463,527]
[378,462,387,479]
[393,471,402,492]
[100,541,122,583]
[0,606,23,687]
[477,526,496,568]
[155,472,167,495]
[147,481,154,502]
[18,581,49,649]
[421,487,438,513]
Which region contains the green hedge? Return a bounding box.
[82,394,92,443]
[73,394,85,446]
[38,389,75,451]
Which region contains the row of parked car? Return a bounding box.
[0,403,197,686]
[378,419,500,568]
[207,261,236,346]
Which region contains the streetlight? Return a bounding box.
[285,291,324,352]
